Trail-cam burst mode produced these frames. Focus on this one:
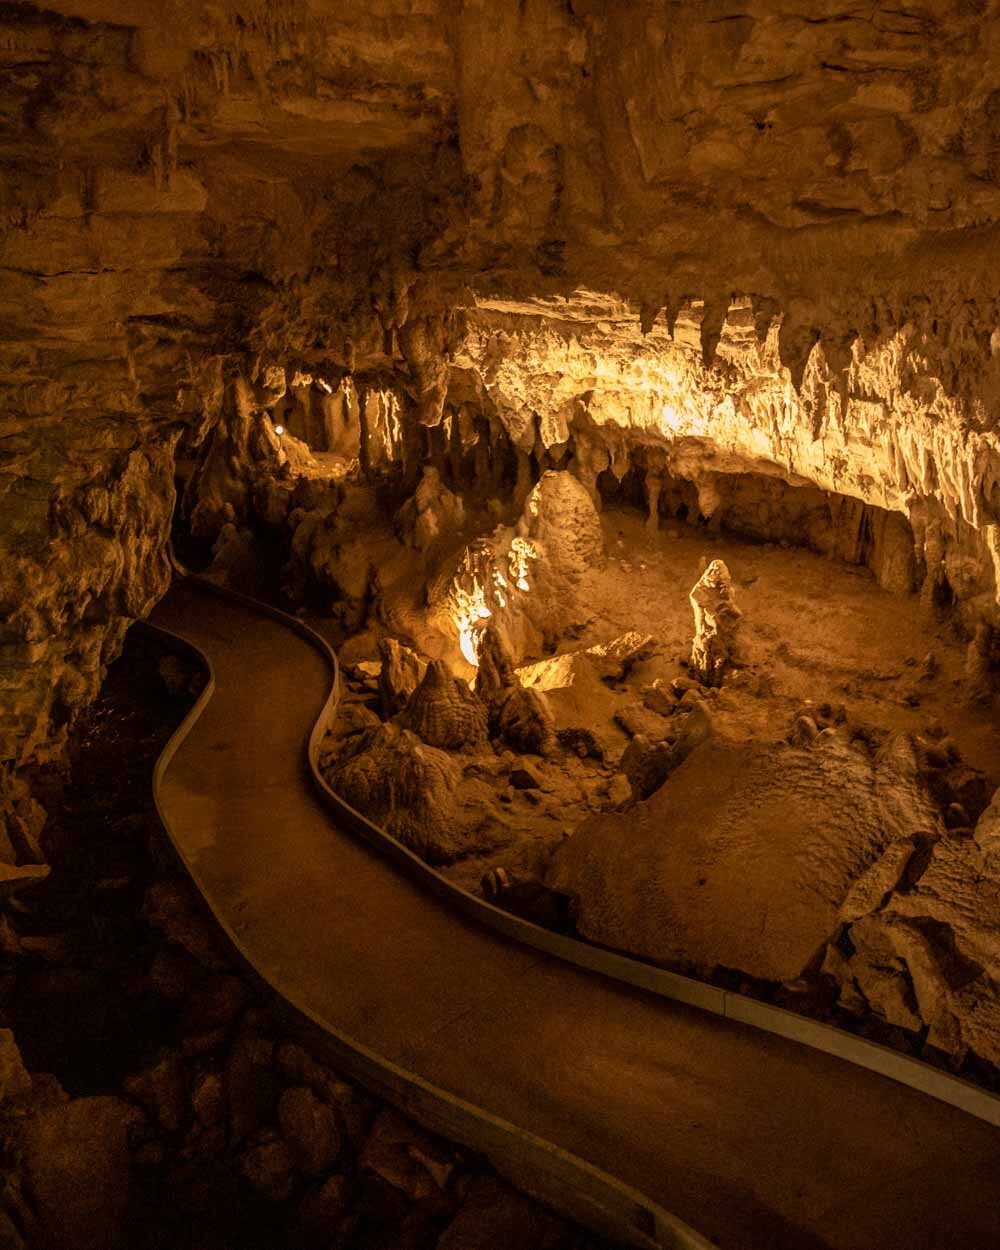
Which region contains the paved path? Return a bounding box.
[151,581,1000,1250]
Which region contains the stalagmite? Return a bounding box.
[689,559,742,687]
[645,474,663,533]
[402,660,489,752]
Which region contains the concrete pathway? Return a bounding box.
[151,580,1000,1250]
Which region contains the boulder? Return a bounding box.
[548,729,939,982]
[226,1032,278,1144]
[360,1109,457,1204]
[240,1132,296,1202]
[274,1043,372,1148]
[190,1068,225,1128]
[20,1097,143,1250]
[278,1085,341,1178]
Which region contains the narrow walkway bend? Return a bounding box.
[151,579,1000,1250]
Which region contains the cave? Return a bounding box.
[3,5,1000,1250]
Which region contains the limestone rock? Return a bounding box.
[123,1048,186,1134]
[689,559,742,687]
[475,626,556,756]
[396,466,465,552]
[378,637,428,718]
[20,1096,144,1250]
[274,1044,372,1149]
[402,660,489,752]
[519,470,604,585]
[360,1109,457,1204]
[240,1132,295,1202]
[606,773,633,809]
[325,724,503,864]
[548,729,939,982]
[143,880,229,971]
[841,917,924,1033]
[226,1032,278,1145]
[190,1069,225,1129]
[974,787,1000,865]
[620,697,713,800]
[278,1085,341,1178]
[614,701,673,741]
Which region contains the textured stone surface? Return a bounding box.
[401,660,489,752]
[689,558,742,686]
[5,0,1000,765]
[548,727,939,982]
[20,1096,143,1250]
[325,723,504,864]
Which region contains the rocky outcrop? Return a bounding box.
[548,723,940,984]
[474,626,556,757]
[0,440,177,768]
[824,780,1000,1067]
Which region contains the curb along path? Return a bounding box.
[149,576,1000,1250]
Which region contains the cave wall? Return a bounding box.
[5,0,1000,768]
[455,294,1000,632]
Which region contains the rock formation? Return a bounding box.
[689,559,742,687]
[822,768,1000,1066]
[377,637,428,718]
[3,0,1000,1162]
[402,661,489,753]
[474,626,557,757]
[325,723,499,864]
[547,723,941,985]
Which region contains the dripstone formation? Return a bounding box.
[3,4,1000,1241]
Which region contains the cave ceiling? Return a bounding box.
[6,0,1000,366]
[5,0,1000,766]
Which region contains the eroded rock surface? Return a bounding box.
[324,723,502,864]
[548,725,940,984]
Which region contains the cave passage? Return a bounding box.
[6,3,1000,1248]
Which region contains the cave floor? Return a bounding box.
[436,505,999,898]
[585,506,999,775]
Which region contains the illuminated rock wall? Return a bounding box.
[6,0,1000,765]
[457,293,1000,629]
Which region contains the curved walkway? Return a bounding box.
[150,579,1000,1250]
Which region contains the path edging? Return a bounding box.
[182,577,1000,1133]
[141,594,713,1250]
